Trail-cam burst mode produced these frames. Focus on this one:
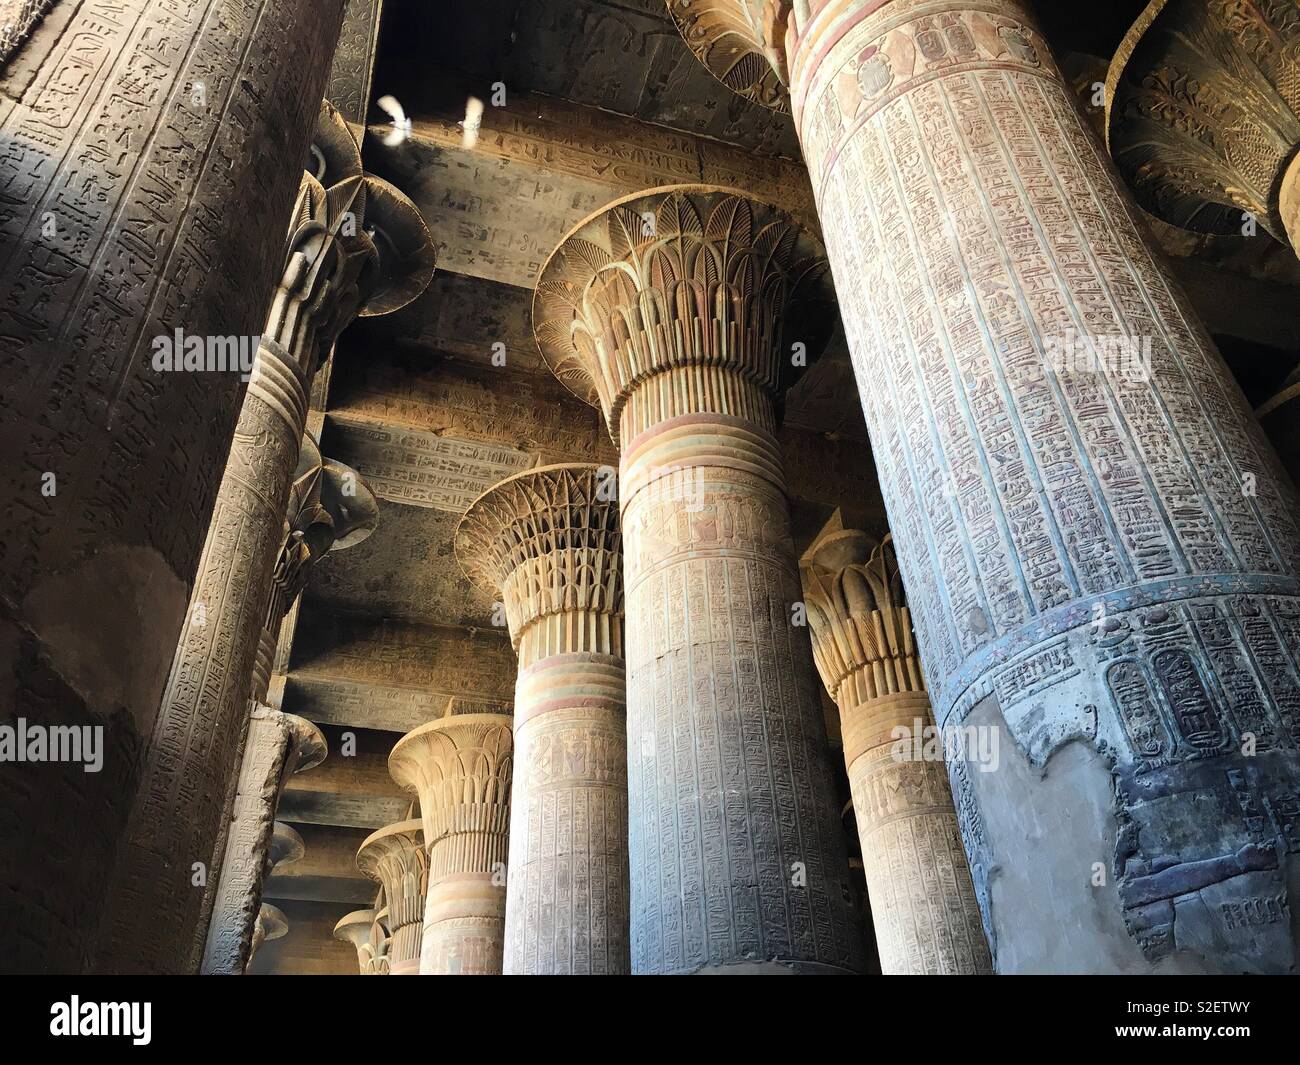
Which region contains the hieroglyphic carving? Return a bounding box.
[1106,0,1300,249]
[94,97,434,973]
[781,0,1300,972]
[458,464,629,974]
[800,514,991,974]
[327,416,535,513]
[326,0,384,139]
[369,81,817,289]
[356,819,428,975]
[535,186,865,973]
[0,0,348,975]
[389,703,514,975]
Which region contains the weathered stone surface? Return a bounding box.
[389,704,514,974]
[535,185,866,973]
[327,0,385,140]
[365,80,816,290]
[0,0,346,975]
[458,464,630,974]
[780,0,1300,972]
[801,514,991,974]
[665,0,793,111]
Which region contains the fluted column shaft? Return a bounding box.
[390,710,514,974]
[779,0,1300,972]
[0,0,346,976]
[458,464,630,974]
[535,188,866,974]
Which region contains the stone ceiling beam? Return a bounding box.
[364,79,816,289]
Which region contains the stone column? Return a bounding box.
[356,820,428,976]
[389,701,514,975]
[92,102,370,974]
[671,0,1300,973]
[457,464,629,974]
[333,908,386,975]
[199,443,378,975]
[0,0,346,975]
[800,513,991,974]
[534,186,866,974]
[94,102,434,973]
[243,823,300,966]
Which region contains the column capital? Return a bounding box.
[356,819,427,891]
[800,512,927,762]
[388,711,513,875]
[333,908,385,975]
[249,902,289,960]
[356,819,428,975]
[388,705,513,975]
[456,464,623,660]
[1106,0,1300,249]
[534,185,835,447]
[665,1,794,111]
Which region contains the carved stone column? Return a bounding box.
[357,820,428,976]
[333,908,386,975]
[457,464,629,974]
[199,443,378,974]
[93,103,367,974]
[671,0,1300,973]
[535,186,866,975]
[389,702,514,975]
[0,0,347,975]
[800,514,991,974]
[94,102,434,973]
[244,824,300,966]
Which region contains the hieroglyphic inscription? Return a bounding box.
[327,415,534,512]
[325,0,383,134]
[788,0,1300,971]
[0,0,345,975]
